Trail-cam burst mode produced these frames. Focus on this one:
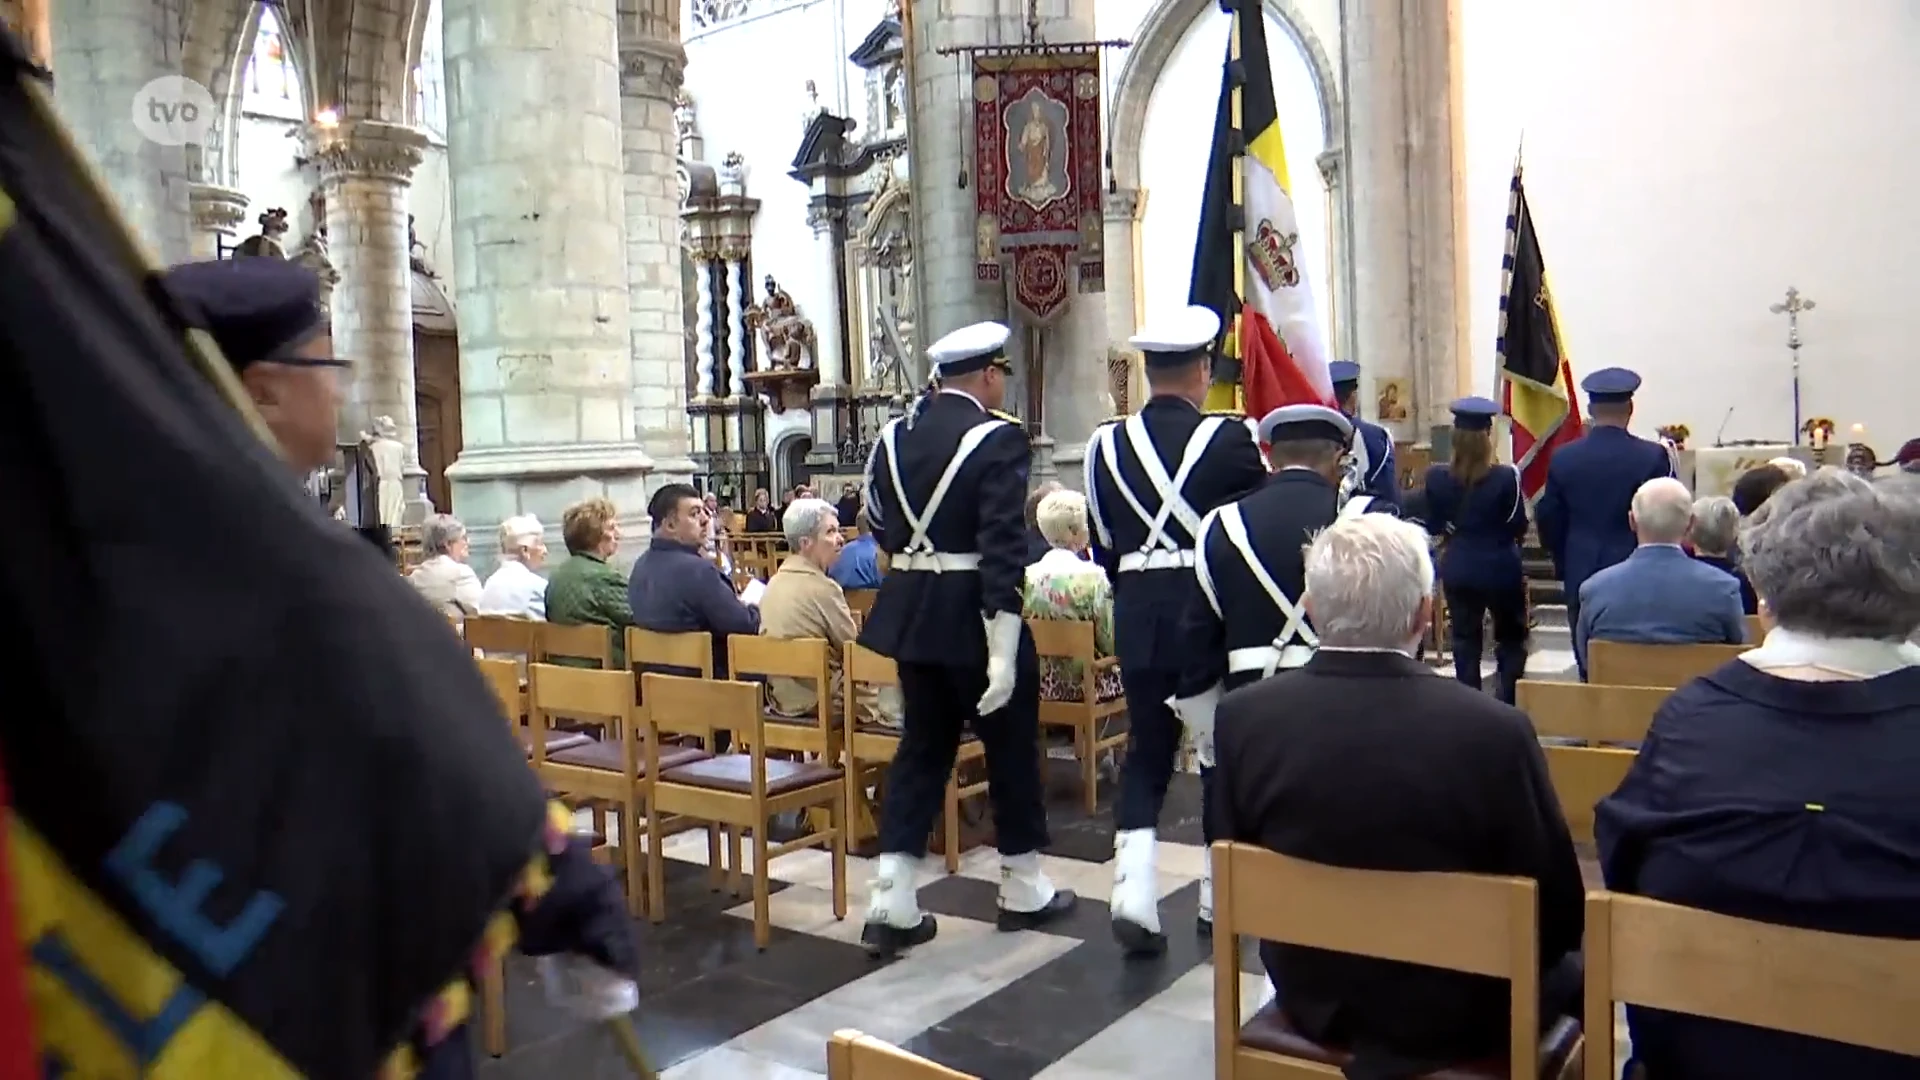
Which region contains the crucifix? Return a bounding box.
[1768,286,1816,446]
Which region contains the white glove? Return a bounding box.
[536,954,639,1022]
[976,611,1023,716]
[1168,684,1223,768]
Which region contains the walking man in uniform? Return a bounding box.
[1172,402,1398,933]
[1084,304,1266,955]
[858,321,1075,957]
[1534,366,1675,661]
[1330,360,1401,511]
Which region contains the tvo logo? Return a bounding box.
[132,76,216,147]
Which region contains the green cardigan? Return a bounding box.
[543,552,632,667]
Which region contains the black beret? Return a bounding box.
[161,258,327,371]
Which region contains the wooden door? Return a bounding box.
[413,329,462,513]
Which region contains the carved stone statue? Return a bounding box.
[233,208,290,257]
[361,416,407,528]
[744,275,816,371]
[718,150,748,196]
[673,89,697,154]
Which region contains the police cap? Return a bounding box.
[1581,366,1642,405]
[1129,305,1220,369]
[1328,360,1361,391]
[927,321,1012,377]
[161,257,328,372]
[1256,403,1353,446]
[1449,395,1501,431]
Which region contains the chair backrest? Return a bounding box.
[535,622,613,668]
[844,589,879,619]
[844,642,898,689]
[1024,618,1096,661]
[466,615,540,656]
[827,1030,978,1079]
[1516,681,1668,743]
[626,626,714,678]
[1212,841,1542,1078]
[1584,891,1920,1079]
[730,634,830,683]
[528,663,632,728]
[476,657,523,721]
[1745,614,1766,642]
[639,671,760,743]
[1588,640,1748,688]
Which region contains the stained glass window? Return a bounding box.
[413,0,447,137]
[242,3,301,119]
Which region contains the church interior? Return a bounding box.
[3,0,1918,1076]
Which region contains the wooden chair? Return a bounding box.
[1026,618,1130,814]
[477,656,592,759]
[466,615,540,657]
[640,672,847,948]
[845,589,879,621]
[626,626,714,680]
[843,643,988,873]
[1744,614,1766,642]
[526,665,714,917]
[534,621,614,669]
[1212,842,1581,1080]
[1515,681,1667,843]
[827,1030,978,1079]
[1584,892,1920,1079]
[1587,640,1748,689]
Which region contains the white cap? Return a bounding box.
[1255,403,1353,445]
[1129,305,1222,361]
[927,321,1011,375]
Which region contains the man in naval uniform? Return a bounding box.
[857,321,1075,957]
[1084,304,1267,956]
[1330,360,1401,510]
[1534,366,1675,647]
[1171,402,1398,933]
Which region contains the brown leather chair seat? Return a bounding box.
[1238,1002,1581,1080]
[518,729,594,756]
[660,755,842,795]
[545,739,712,774]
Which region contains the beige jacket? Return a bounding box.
[409,554,483,620]
[757,555,869,720]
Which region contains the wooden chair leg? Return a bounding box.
[707,824,723,892]
[943,775,961,874]
[647,810,667,925]
[480,956,507,1057]
[751,823,772,950]
[622,801,645,919]
[830,792,848,919]
[728,826,745,898]
[1081,726,1098,815]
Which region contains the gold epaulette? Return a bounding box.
[989,408,1023,423]
[1206,410,1249,419]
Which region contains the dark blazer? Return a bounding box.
[629,537,760,678]
[1692,551,1759,615]
[1422,462,1527,591]
[858,390,1030,668]
[1215,650,1584,1076]
[1085,395,1266,673]
[1597,659,1920,1080]
[1574,545,1746,676]
[744,506,780,533]
[1534,425,1674,599]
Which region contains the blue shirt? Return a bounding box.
[829,533,882,591]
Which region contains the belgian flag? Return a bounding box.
[1498,162,1583,497]
[1189,0,1333,420]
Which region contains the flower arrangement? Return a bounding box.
[1802,416,1836,450]
[1655,424,1690,450]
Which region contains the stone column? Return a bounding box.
[692,250,719,399]
[620,23,694,480]
[1101,188,1144,348]
[51,0,192,264]
[804,202,844,390]
[187,182,248,259]
[307,120,430,521]
[723,244,749,398]
[1342,0,1468,440]
[442,0,651,568]
[1316,149,1359,368]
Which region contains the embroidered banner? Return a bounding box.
[972,48,1104,325]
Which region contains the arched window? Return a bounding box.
[413,0,447,137]
[241,3,302,120]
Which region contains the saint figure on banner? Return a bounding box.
[1014,97,1060,207]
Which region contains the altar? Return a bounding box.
[1687,444,1805,498]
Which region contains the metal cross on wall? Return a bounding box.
[1769,286,1816,445]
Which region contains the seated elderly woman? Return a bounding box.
[478,514,549,619]
[1022,489,1123,703]
[1687,495,1757,615]
[408,513,483,620]
[758,497,876,724]
[1596,472,1920,1080]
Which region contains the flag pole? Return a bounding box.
[1493,139,1522,462]
[1229,0,1247,413]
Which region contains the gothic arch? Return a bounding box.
[1109,0,1339,194]
[186,0,273,184]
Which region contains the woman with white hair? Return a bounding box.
[408,512,483,620]
[1596,472,1920,1080]
[478,514,549,619]
[1687,495,1756,614]
[1021,489,1123,702]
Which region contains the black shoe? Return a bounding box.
[1112,916,1168,957]
[861,914,938,959]
[996,889,1077,932]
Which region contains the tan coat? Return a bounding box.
[757,555,873,721]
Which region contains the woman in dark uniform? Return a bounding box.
[1422,397,1530,702]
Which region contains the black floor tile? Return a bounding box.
[898,1024,1060,1080]
[1040,771,1206,862]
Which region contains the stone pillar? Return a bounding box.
[804,202,844,390]
[620,22,694,480]
[723,245,749,398]
[1316,149,1359,368]
[1342,0,1468,440]
[51,0,192,264]
[308,119,430,519]
[442,0,651,569]
[1101,188,1144,348]
[187,182,248,259]
[692,250,719,399]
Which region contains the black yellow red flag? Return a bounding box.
[1498,163,1584,496]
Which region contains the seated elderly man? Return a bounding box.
[628,482,759,679]
[1214,514,1584,1078]
[759,498,871,722]
[1598,472,1920,1080]
[1688,495,1757,615]
[479,514,549,619]
[1574,477,1746,678]
[408,513,483,620]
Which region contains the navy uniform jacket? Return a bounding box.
[1355,417,1402,510]
[1534,425,1674,598]
[1176,468,1400,698]
[1422,463,1528,592]
[1084,396,1267,674]
[858,390,1029,668]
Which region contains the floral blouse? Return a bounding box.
[1022,547,1125,703]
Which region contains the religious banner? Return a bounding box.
[972,47,1104,325]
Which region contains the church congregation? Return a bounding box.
[7,0,1920,1077]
